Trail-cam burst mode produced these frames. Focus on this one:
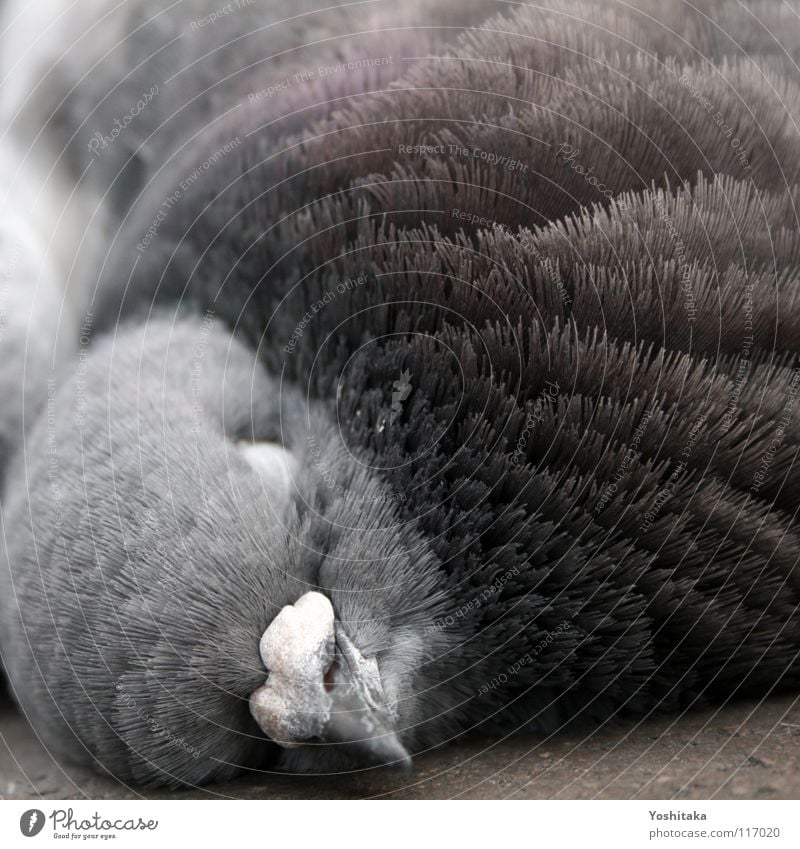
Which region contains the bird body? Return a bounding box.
[1,0,800,787]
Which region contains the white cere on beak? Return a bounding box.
[249,591,335,747]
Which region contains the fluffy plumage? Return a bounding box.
[0,0,488,218]
[2,0,800,787]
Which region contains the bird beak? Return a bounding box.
[249,591,412,770]
[322,630,412,770]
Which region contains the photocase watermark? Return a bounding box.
[555,144,629,208]
[87,85,159,157]
[678,73,752,171]
[750,366,800,494]
[122,507,185,595]
[510,381,560,466]
[74,311,94,428]
[476,619,572,695]
[115,679,200,759]
[524,240,572,308]
[0,280,8,340]
[137,137,242,253]
[306,433,341,494]
[305,434,407,503]
[399,142,529,173]
[188,0,255,31]
[389,370,412,424]
[720,282,755,433]
[248,55,394,103]
[20,807,159,836]
[0,238,21,344]
[190,308,216,434]
[137,185,181,253]
[178,136,242,194]
[640,412,707,531]
[0,283,6,343]
[595,402,658,514]
[556,143,695,319]
[282,273,369,354]
[652,194,697,322]
[425,566,521,635]
[451,208,511,231]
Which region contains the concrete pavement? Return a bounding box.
[1,694,798,799]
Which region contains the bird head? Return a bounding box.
[0,313,456,785]
[249,590,411,769]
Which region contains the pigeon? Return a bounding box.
[0,313,442,783]
[2,0,800,789]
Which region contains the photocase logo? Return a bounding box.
[389,370,413,424]
[19,809,45,837]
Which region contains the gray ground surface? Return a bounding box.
[1,694,798,800]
